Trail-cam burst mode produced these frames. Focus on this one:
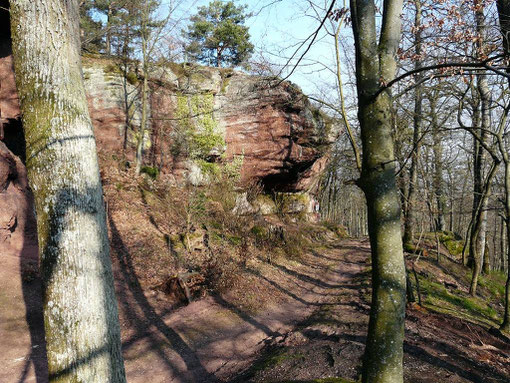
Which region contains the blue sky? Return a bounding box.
[170,0,350,98]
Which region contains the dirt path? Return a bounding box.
[112,236,362,383]
[2,239,509,383]
[240,242,510,383]
[237,240,372,382]
[1,236,363,383]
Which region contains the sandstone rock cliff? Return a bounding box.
[81,59,341,192]
[0,54,340,254]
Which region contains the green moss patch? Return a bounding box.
[420,277,500,326]
[174,93,224,160]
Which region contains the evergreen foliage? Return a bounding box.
[183,0,254,68]
[80,0,105,52]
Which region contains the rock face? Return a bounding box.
[81,60,341,192]
[219,73,337,192]
[0,141,37,256]
[0,23,37,259]
[0,55,339,242]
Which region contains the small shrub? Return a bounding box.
[126,71,139,85]
[141,165,159,179]
[104,62,121,75]
[246,180,264,203]
[197,160,221,177]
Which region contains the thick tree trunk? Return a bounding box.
[358,91,406,383]
[9,1,126,381]
[502,203,510,331]
[350,0,406,381]
[497,116,510,331]
[497,0,510,331]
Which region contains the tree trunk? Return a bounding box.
[496,0,510,333]
[350,0,406,381]
[470,1,490,290]
[430,94,446,232]
[501,183,510,331]
[106,4,113,55]
[403,0,423,245]
[469,160,498,295]
[135,72,149,174]
[483,241,490,274]
[135,8,150,175]
[495,126,510,330]
[502,214,510,331]
[359,90,406,383]
[9,1,126,381]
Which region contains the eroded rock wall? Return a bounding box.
[81,60,341,193]
[0,56,340,246]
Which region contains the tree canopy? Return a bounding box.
[80,0,104,52]
[183,0,254,68]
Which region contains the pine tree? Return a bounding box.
[183,0,254,68]
[80,0,105,52]
[92,0,127,55]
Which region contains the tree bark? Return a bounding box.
[470,0,490,291]
[469,160,497,295]
[430,93,446,232]
[135,4,150,175]
[106,3,113,55]
[9,1,126,381]
[350,0,406,381]
[501,160,510,329]
[496,0,510,331]
[403,0,423,245]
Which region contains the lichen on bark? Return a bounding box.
[10,0,126,381]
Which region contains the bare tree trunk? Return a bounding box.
[469,161,497,295]
[430,94,446,232]
[502,177,510,330]
[501,216,507,272]
[403,0,423,245]
[350,0,406,381]
[9,0,126,381]
[106,4,113,55]
[497,0,510,331]
[135,5,150,175]
[470,0,491,290]
[135,72,149,174]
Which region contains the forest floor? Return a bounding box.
[1,237,510,383]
